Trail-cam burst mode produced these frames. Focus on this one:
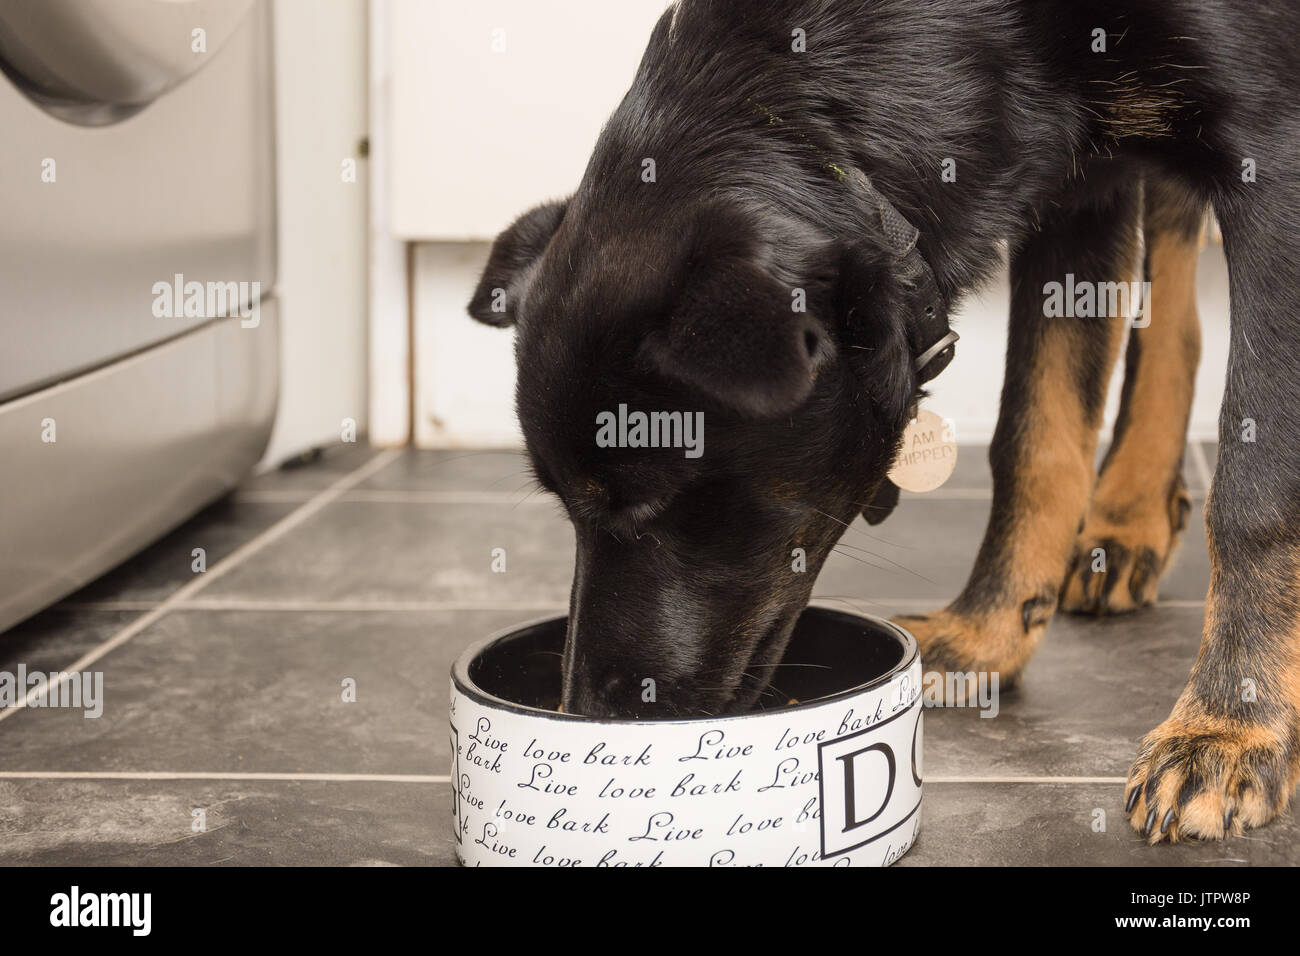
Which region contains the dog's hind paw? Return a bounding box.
[1125,712,1298,843]
[1061,476,1192,615]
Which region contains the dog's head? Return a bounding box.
[469,178,954,718]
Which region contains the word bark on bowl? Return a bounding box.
[449,608,923,867]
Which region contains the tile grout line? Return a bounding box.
[1189,441,1214,492]
[230,490,318,504]
[231,444,1219,506]
[0,770,1123,785]
[926,776,1126,785]
[59,600,162,612]
[179,599,573,612]
[56,597,1210,613]
[230,487,1210,505]
[236,489,546,505]
[0,771,450,783]
[344,489,548,504]
[0,449,403,725]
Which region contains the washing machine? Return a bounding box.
[0,0,279,631]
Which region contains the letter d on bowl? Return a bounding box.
[817,699,923,859]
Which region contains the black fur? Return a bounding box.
[469,0,1300,726]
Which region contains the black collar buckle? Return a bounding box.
[914,329,960,382]
[846,168,958,384]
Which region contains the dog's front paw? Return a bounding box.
[893,602,1049,700]
[1061,476,1192,615]
[1125,711,1298,843]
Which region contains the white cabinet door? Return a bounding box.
[261,0,370,466]
[390,0,673,240]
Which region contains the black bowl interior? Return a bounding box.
[464,607,912,719]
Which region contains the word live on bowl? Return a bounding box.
[449,609,924,867]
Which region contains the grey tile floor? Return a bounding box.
[1,441,1296,866]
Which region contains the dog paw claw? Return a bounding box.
[1126,714,1296,843]
[1062,479,1190,616]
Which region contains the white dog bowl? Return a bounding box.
[449,608,922,867]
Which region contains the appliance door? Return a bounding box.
[0,0,276,402]
[0,0,258,124]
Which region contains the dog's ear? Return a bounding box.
[834,240,919,430]
[861,478,900,526]
[468,198,569,327]
[639,234,834,419]
[831,239,924,529]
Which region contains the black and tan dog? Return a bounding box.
[468,0,1300,843]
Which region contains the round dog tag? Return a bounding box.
[888,409,958,493]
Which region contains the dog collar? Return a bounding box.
[845,169,958,383]
[914,328,960,376]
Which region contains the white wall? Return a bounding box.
[386,0,1231,449]
[924,246,1230,445]
[411,242,1231,448]
[388,0,673,240]
[260,0,371,466]
[369,0,411,447]
[384,0,674,446]
[413,242,518,447]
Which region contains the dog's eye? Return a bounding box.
[610,499,666,529]
[526,457,610,522]
[593,493,677,540]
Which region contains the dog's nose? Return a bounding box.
[561,668,644,719]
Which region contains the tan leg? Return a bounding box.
[1125,176,1300,842]
[1062,178,1205,613]
[897,179,1138,686]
